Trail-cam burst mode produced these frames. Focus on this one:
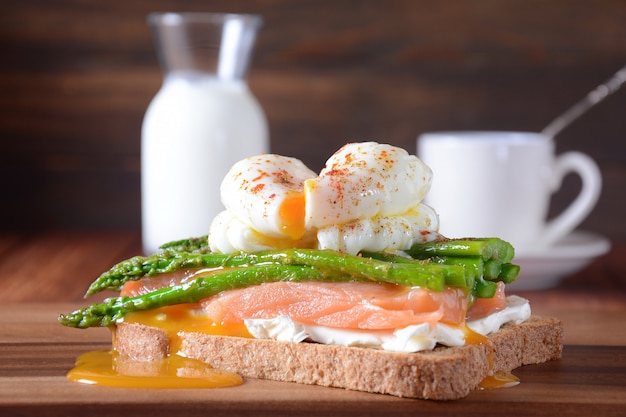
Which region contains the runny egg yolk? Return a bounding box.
[67,350,243,389]
[66,305,250,389]
[462,324,520,390]
[278,191,306,240]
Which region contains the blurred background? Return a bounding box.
[1,0,625,241]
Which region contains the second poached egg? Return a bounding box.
[209,142,439,254]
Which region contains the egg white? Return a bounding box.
[219,153,316,239]
[208,142,438,254]
[209,210,317,253]
[316,204,440,255]
[304,142,433,229]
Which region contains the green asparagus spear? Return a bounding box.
[88,238,514,296]
[85,248,469,297]
[359,252,477,290]
[85,251,228,296]
[61,236,522,328]
[497,263,521,284]
[158,235,210,253]
[361,248,520,290]
[368,253,502,298]
[406,238,515,263]
[86,250,302,295]
[267,249,463,290]
[483,259,503,279]
[473,276,498,298]
[62,264,328,328]
[61,254,465,329]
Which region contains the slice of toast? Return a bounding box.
[115,315,563,400]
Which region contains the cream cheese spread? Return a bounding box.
[245,295,531,353]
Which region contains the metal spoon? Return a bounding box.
[541,63,626,139]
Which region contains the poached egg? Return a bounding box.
[209,142,439,254]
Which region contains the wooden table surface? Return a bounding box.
[1,230,625,416]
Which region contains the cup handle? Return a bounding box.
[539,151,602,247]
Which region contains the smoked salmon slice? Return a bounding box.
[121,272,507,331]
[200,281,471,330]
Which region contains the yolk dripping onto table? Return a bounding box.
[66,304,249,388]
[67,350,243,388]
[463,324,520,390]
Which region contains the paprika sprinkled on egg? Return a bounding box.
[209,142,439,255]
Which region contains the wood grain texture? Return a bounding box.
[0,304,625,416]
[1,231,625,305]
[1,344,624,416]
[1,0,625,239]
[0,231,141,302]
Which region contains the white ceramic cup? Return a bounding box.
[417,131,602,251]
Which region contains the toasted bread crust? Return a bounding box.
[115,316,563,400]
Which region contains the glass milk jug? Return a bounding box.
[142,13,269,254]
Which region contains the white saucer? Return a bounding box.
[506,231,611,291]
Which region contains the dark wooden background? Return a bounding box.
[1,0,625,241]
